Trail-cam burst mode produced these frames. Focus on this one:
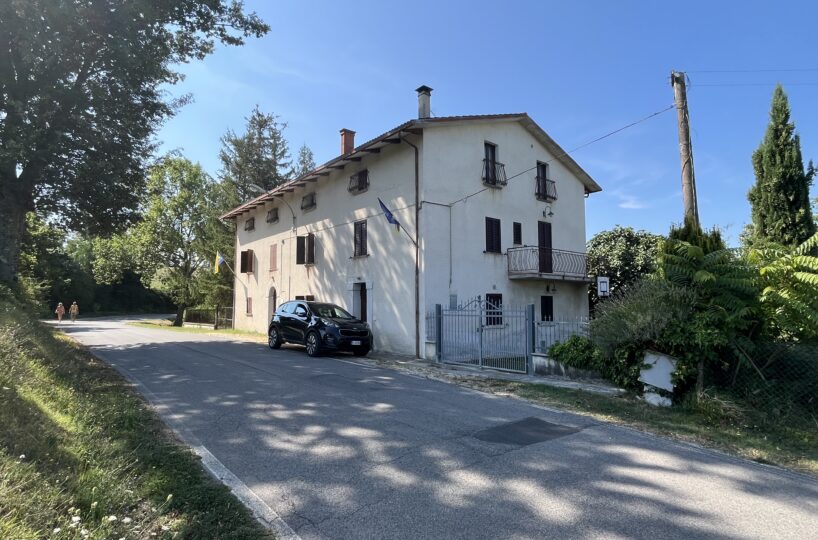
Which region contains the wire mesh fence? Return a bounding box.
[730,342,818,419]
[183,306,233,329]
[184,308,215,325]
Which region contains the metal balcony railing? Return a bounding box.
[535,176,557,201]
[482,159,507,187]
[506,246,588,280]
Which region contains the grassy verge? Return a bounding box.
[0,288,273,539]
[456,377,818,477]
[128,319,266,342]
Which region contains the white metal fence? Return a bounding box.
[429,297,534,374]
[535,318,590,354]
[427,300,589,374]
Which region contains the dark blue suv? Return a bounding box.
[268,301,371,357]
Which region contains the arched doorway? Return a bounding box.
[267,286,277,323]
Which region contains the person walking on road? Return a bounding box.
[69,301,79,323]
[55,302,65,324]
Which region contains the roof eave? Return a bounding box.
[518,115,602,194]
[221,120,419,221]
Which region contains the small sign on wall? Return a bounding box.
[597,276,610,297]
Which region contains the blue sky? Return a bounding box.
[158,0,818,245]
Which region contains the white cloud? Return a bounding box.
[617,194,648,209]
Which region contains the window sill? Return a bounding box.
[350,254,370,259]
[483,250,503,255]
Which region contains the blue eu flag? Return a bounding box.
[378,198,401,232]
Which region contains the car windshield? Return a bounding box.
[311,303,355,319]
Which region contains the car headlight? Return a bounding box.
[321,318,338,328]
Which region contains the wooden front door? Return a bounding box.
[538,221,553,273]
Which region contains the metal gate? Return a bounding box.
[437,297,533,374]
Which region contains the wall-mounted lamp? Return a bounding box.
[543,205,554,219]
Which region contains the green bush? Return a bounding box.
[548,335,647,391]
[591,278,697,359]
[548,335,601,372]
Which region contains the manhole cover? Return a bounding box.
[473,417,580,446]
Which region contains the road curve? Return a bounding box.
[57,317,818,540]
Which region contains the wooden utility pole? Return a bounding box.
[671,71,699,228]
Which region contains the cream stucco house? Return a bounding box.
[221,86,602,358]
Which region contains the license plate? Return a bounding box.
[351,340,361,346]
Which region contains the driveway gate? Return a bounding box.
[437,297,534,374]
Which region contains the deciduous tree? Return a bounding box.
[586,226,663,306]
[0,1,268,283]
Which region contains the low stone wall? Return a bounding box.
[531,353,602,380]
[182,322,214,329]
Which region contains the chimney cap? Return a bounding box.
[339,128,356,134]
[415,85,433,94]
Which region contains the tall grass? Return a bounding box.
[0,286,272,539]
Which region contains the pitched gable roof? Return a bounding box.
[221,114,601,220]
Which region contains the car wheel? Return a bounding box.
[268,327,282,349]
[305,331,321,357]
[352,347,370,357]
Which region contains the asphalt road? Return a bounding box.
[58,318,818,540]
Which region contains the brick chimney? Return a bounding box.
[416,85,432,119]
[340,128,355,154]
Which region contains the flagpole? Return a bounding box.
[398,223,417,247]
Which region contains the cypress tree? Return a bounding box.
[747,85,815,247]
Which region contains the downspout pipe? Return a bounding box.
[402,135,421,358]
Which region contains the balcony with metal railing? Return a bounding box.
[535,176,557,201]
[506,246,590,281]
[482,159,507,187]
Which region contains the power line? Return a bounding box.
[446,104,676,207]
[685,68,818,73]
[273,104,676,237]
[691,82,818,87]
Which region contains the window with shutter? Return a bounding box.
[353,220,367,257]
[269,244,277,271]
[296,234,315,265]
[266,208,279,223]
[513,222,522,245]
[485,217,501,253]
[306,233,315,264]
[240,250,254,273]
[246,296,253,315]
[296,236,305,264]
[244,217,255,231]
